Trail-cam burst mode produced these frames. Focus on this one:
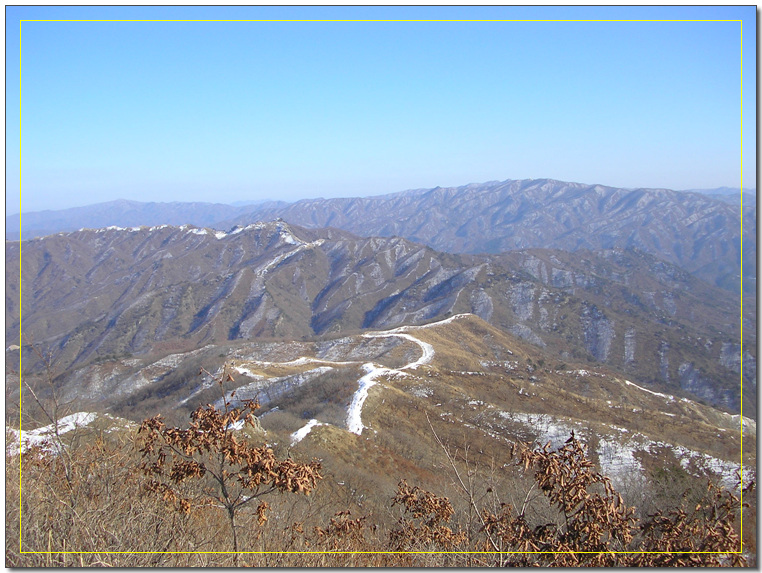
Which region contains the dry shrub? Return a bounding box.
[479,432,750,567]
[7,378,752,569]
[634,476,753,566]
[389,480,467,552]
[136,366,322,561]
[313,510,371,551]
[7,428,203,567]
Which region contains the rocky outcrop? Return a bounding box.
[580,304,615,362]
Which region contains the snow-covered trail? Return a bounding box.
[346,363,395,435]
[362,332,435,370]
[346,329,439,435]
[231,315,470,439]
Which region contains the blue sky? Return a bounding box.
[6,5,756,214]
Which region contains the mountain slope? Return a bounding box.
[16,314,753,515]
[7,221,753,413]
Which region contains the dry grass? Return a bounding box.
[7,322,755,566]
[7,417,754,567]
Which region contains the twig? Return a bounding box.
[425,412,502,556]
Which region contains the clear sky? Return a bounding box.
[6,5,756,214]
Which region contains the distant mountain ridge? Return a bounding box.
[681,187,756,206]
[6,198,289,241]
[222,178,755,294]
[9,178,753,294]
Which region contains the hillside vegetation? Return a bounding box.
[7,315,755,566]
[6,400,754,567]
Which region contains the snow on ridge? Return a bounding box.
[418,313,474,328]
[225,221,306,243]
[8,412,99,455]
[291,419,323,445]
[229,222,269,235]
[624,379,675,402]
[279,227,299,245]
[362,332,435,370]
[257,239,325,276]
[185,227,231,239]
[83,224,181,234]
[402,333,435,368]
[93,225,140,233]
[381,313,475,334]
[233,366,265,379]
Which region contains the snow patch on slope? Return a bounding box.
[243,356,360,368]
[291,419,323,446]
[494,410,744,489]
[624,379,675,402]
[215,366,334,410]
[8,412,98,455]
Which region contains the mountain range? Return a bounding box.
[7,219,754,416]
[6,199,288,241]
[8,179,755,295]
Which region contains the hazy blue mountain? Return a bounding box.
[6,198,289,241]
[8,178,755,294]
[680,187,756,206]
